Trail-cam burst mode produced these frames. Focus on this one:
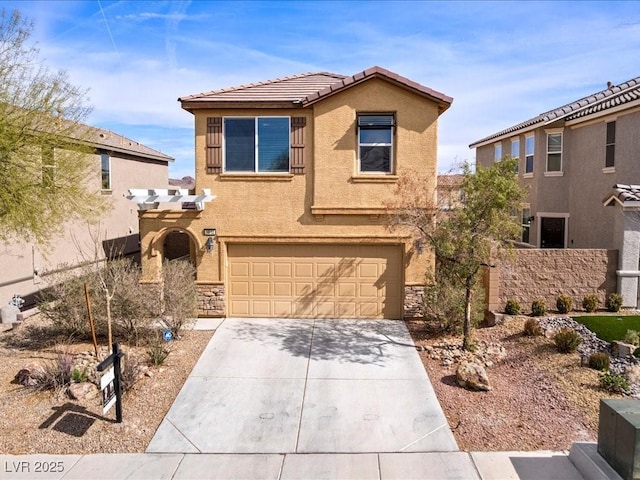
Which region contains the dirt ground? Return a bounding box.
[407,315,623,451]
[0,318,213,454]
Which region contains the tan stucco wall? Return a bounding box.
[0,152,168,306]
[140,79,441,302]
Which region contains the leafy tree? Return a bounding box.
[0,9,105,245]
[390,158,525,350]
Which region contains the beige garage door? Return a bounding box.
[228,244,402,318]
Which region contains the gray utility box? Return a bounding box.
[599,399,640,480]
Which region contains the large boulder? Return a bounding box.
[456,361,492,391]
[68,382,99,401]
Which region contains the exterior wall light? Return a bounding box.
[203,228,216,253]
[414,239,425,254]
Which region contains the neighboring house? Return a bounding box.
[469,76,640,250]
[437,173,464,211]
[1,127,172,309]
[138,66,452,319]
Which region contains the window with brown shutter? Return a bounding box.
[206,117,222,174]
[291,117,306,174]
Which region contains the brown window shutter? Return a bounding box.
[206,117,222,174]
[291,117,306,174]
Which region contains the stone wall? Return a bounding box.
[486,249,618,313]
[197,283,225,317]
[404,285,425,319]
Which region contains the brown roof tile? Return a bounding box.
[179,66,453,113]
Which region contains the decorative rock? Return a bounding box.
[0,304,20,324]
[68,382,98,401]
[626,365,640,384]
[456,361,492,391]
[612,341,636,359]
[484,311,504,327]
[13,362,45,386]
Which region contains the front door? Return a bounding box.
[540,217,565,248]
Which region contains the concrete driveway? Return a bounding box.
[147,318,458,455]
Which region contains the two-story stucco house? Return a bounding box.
[470,76,640,251]
[1,127,172,310]
[138,66,452,319]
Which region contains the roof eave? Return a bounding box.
[180,100,305,112]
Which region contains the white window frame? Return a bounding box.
[494,143,502,162]
[545,129,563,173]
[511,138,520,173]
[524,134,534,176]
[223,116,291,173]
[101,152,111,190]
[357,114,394,174]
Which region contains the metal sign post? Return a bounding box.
[97,343,124,423]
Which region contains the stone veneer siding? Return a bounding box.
[404,286,425,319]
[197,284,225,317]
[486,249,618,313]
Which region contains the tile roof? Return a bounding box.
[603,184,640,207]
[437,173,464,188]
[470,76,640,148]
[86,126,173,163]
[179,66,452,112]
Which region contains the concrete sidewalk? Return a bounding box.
[0,450,590,479]
[147,318,457,454]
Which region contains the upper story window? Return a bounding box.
[101,153,111,190]
[224,117,290,173]
[358,114,394,173]
[494,143,502,162]
[606,121,616,168]
[546,132,563,172]
[525,135,534,174]
[511,138,519,173]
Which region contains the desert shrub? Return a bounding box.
[119,353,143,393]
[39,259,158,343]
[624,329,640,346]
[38,270,102,338]
[553,327,582,353]
[523,318,542,336]
[531,298,546,317]
[606,293,623,313]
[421,265,484,334]
[161,260,198,337]
[71,366,89,383]
[556,294,573,314]
[147,334,171,366]
[582,294,599,313]
[29,346,74,391]
[588,352,610,371]
[600,371,630,394]
[504,299,521,315]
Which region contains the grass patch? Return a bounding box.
[573,315,640,342]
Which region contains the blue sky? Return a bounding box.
[3,0,640,179]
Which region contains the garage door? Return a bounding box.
[228,244,402,318]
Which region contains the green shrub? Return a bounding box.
[71,366,88,383]
[624,329,640,346]
[523,318,542,336]
[582,294,599,313]
[531,299,546,317]
[553,328,582,353]
[599,371,630,394]
[504,299,521,315]
[588,352,610,371]
[556,294,573,314]
[147,336,171,366]
[606,293,623,313]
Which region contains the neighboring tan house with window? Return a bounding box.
[470,76,640,250]
[138,66,452,319]
[0,128,172,309]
